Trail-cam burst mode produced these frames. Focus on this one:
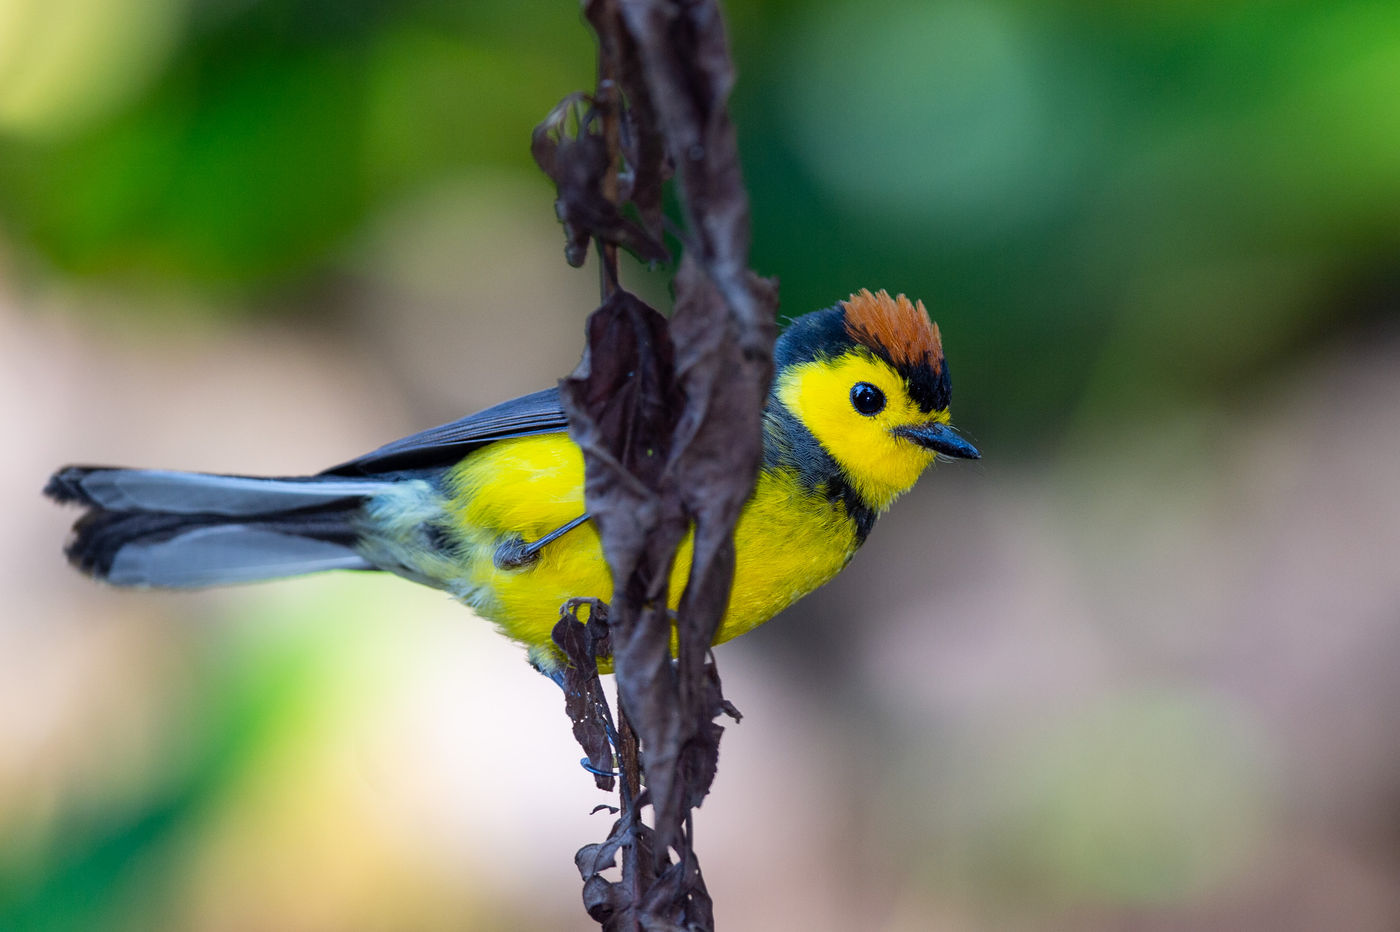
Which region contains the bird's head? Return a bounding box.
[773,289,979,511]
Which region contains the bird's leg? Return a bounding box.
[528,650,569,690]
[494,514,590,569]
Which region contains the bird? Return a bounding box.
[45,289,979,677]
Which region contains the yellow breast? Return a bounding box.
[441,433,860,658]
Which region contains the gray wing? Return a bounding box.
[322,387,569,476]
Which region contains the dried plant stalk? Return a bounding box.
[534,0,777,927]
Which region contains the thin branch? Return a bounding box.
[537,1,777,927]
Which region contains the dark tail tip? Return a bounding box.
[46,466,161,578]
[63,510,201,580]
[65,509,119,578]
[45,466,100,506]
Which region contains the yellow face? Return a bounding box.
[776,350,950,511]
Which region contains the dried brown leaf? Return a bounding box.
[546,2,778,928]
[553,599,617,791]
[532,93,669,268]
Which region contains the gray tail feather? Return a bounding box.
[46,466,380,588]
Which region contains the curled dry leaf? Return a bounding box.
[553,599,617,792]
[538,0,778,927]
[531,94,669,268]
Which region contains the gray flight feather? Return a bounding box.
[106,525,373,588]
[68,470,385,515]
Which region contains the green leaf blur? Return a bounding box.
[6,1,1400,929]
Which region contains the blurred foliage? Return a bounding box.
[4,0,1400,929]
[3,0,1398,444]
[0,0,591,290]
[0,594,331,931]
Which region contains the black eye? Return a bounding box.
[850,382,886,416]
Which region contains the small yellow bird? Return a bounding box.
[46,289,978,675]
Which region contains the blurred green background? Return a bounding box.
[3,0,1399,929]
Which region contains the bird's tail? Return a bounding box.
[44,466,388,588]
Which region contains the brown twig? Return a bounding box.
[537,1,778,927]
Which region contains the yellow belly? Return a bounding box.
[441,433,859,658]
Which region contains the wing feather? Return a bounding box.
[321,387,569,476]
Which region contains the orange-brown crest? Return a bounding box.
[841,289,944,374]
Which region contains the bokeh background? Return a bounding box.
[3,0,1400,929]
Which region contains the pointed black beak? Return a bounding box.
[893,422,981,459]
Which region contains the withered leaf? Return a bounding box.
[543,1,779,929]
[553,600,617,791]
[532,94,669,268]
[559,288,691,858]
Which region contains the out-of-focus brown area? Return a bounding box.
[2,1,1399,929]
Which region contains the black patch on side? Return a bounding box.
[761,402,829,474]
[824,473,877,544]
[762,404,876,546]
